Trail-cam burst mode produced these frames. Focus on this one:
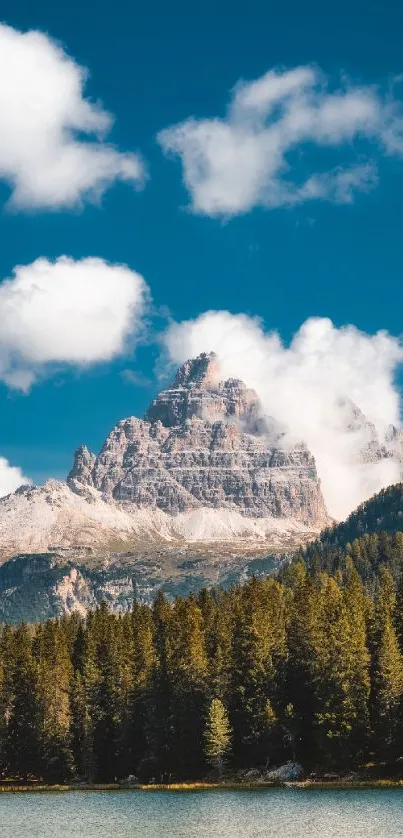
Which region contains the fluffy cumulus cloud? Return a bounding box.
[158,65,403,216]
[0,23,145,210]
[164,311,403,519]
[0,256,148,390]
[0,457,30,497]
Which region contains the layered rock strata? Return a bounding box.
[68,352,328,528]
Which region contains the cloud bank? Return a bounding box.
[0,23,145,210]
[0,256,148,390]
[0,457,30,498]
[164,312,403,518]
[158,65,403,216]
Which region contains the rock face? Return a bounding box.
[0,352,402,624]
[338,398,403,465]
[68,352,328,528]
[146,353,262,428]
[0,352,333,621]
[0,547,288,624]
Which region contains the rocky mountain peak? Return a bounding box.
[65,353,329,528]
[146,352,262,429]
[172,351,219,389]
[1,353,403,622]
[68,445,97,497]
[337,397,403,465]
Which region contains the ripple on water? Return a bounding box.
[1,789,403,838]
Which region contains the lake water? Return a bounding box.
[1,789,403,837]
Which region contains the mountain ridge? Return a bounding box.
[0,352,402,621]
[66,351,328,526]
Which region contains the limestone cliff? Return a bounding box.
[68,352,328,528]
[0,353,331,621]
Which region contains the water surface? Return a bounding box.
[1,789,403,837]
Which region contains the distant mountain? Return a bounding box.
[0,353,402,622]
[0,352,331,621]
[0,352,329,562]
[67,352,328,526]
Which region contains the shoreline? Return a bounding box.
[2,779,403,793]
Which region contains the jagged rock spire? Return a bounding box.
[62,353,329,526]
[146,352,260,428]
[67,445,96,494]
[172,352,218,389]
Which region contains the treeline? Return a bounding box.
[291,484,403,590]
[307,482,403,556]
[2,558,403,783]
[300,531,403,588]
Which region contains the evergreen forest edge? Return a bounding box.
[2,483,403,785]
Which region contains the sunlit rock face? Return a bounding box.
[68,352,328,528]
[0,353,332,623]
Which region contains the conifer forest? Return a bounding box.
[2,528,403,784]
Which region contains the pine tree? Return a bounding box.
[342,565,371,759]
[370,566,403,760]
[311,575,369,766]
[70,669,92,779]
[146,591,174,780]
[35,621,74,782]
[125,601,156,778]
[231,578,286,766]
[5,625,41,780]
[198,589,232,702]
[285,576,320,763]
[84,603,122,782]
[167,596,208,778]
[204,698,232,775]
[394,571,403,653]
[0,629,7,779]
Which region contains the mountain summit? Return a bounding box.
[67,353,328,526]
[145,351,262,429]
[0,354,332,620]
[1,353,402,620]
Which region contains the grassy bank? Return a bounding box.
[0,784,120,793]
[2,779,403,793]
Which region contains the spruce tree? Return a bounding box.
[370,566,403,760]
[85,603,122,781]
[146,591,174,780]
[35,621,74,782]
[6,625,41,780]
[312,576,369,766]
[125,601,156,778]
[285,576,320,763]
[231,578,286,766]
[168,596,208,778]
[204,698,232,775]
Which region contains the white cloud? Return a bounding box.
[158,65,403,216]
[0,457,30,497]
[0,23,145,210]
[164,311,403,519]
[0,256,148,390]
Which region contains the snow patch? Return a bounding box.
[0,479,321,562]
[172,507,314,542]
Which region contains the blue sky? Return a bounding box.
[0,0,403,488]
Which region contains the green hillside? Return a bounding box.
[300,484,403,585]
